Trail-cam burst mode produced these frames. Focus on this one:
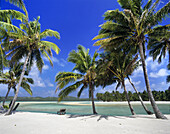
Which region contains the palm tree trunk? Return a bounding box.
[122,80,135,115]
[139,42,167,119]
[90,83,97,114]
[5,50,31,115]
[168,43,170,64]
[127,76,153,115]
[2,85,11,106]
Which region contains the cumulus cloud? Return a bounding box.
[43,65,49,70]
[29,63,46,88]
[43,57,67,67]
[146,56,168,71]
[149,68,168,78]
[131,66,143,78]
[150,82,169,91]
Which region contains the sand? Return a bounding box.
[0,112,170,134]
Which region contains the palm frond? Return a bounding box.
[124,54,139,75]
[21,81,32,95]
[58,81,82,101]
[0,21,24,34]
[55,72,83,92]
[40,29,60,39]
[104,9,129,25]
[0,10,26,22]
[6,0,28,18]
[35,49,44,73]
[40,41,60,55]
[153,1,170,24]
[40,49,53,66]
[77,85,86,98]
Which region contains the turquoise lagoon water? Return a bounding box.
[17,101,170,116]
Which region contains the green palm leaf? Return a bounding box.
[21,81,32,95]
[40,41,60,55]
[58,81,83,101]
[40,29,60,39]
[0,10,26,22]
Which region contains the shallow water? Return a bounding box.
[17,101,170,116]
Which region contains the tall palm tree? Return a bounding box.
[3,13,60,115]
[55,45,98,114]
[0,6,26,71]
[0,62,33,106]
[93,0,169,119]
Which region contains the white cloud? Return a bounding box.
[45,80,54,87]
[43,57,67,67]
[150,82,168,91]
[151,83,156,88]
[43,65,49,70]
[29,64,46,88]
[150,68,168,78]
[132,66,143,78]
[48,83,54,87]
[146,56,168,71]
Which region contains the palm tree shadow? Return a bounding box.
[67,114,158,121]
[67,114,109,121]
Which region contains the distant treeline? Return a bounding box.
[0,96,95,102]
[96,89,170,102]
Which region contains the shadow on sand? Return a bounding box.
[66,114,157,121]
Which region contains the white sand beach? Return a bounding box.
[0,112,170,134]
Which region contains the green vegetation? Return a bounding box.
[96,89,170,102]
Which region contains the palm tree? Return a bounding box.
[0,6,26,71]
[3,10,60,115]
[93,0,169,119]
[55,45,98,114]
[148,24,170,83]
[0,62,33,106]
[97,50,136,115]
[148,24,170,63]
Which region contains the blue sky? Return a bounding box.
[0,0,169,98]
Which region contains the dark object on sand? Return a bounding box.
[57,109,66,115]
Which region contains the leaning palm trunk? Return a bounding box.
[168,44,170,64]
[90,84,97,114]
[127,76,153,115]
[122,80,135,115]
[6,51,31,115]
[2,86,11,106]
[139,42,167,119]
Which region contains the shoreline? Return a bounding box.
[16,101,170,106]
[0,112,170,134]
